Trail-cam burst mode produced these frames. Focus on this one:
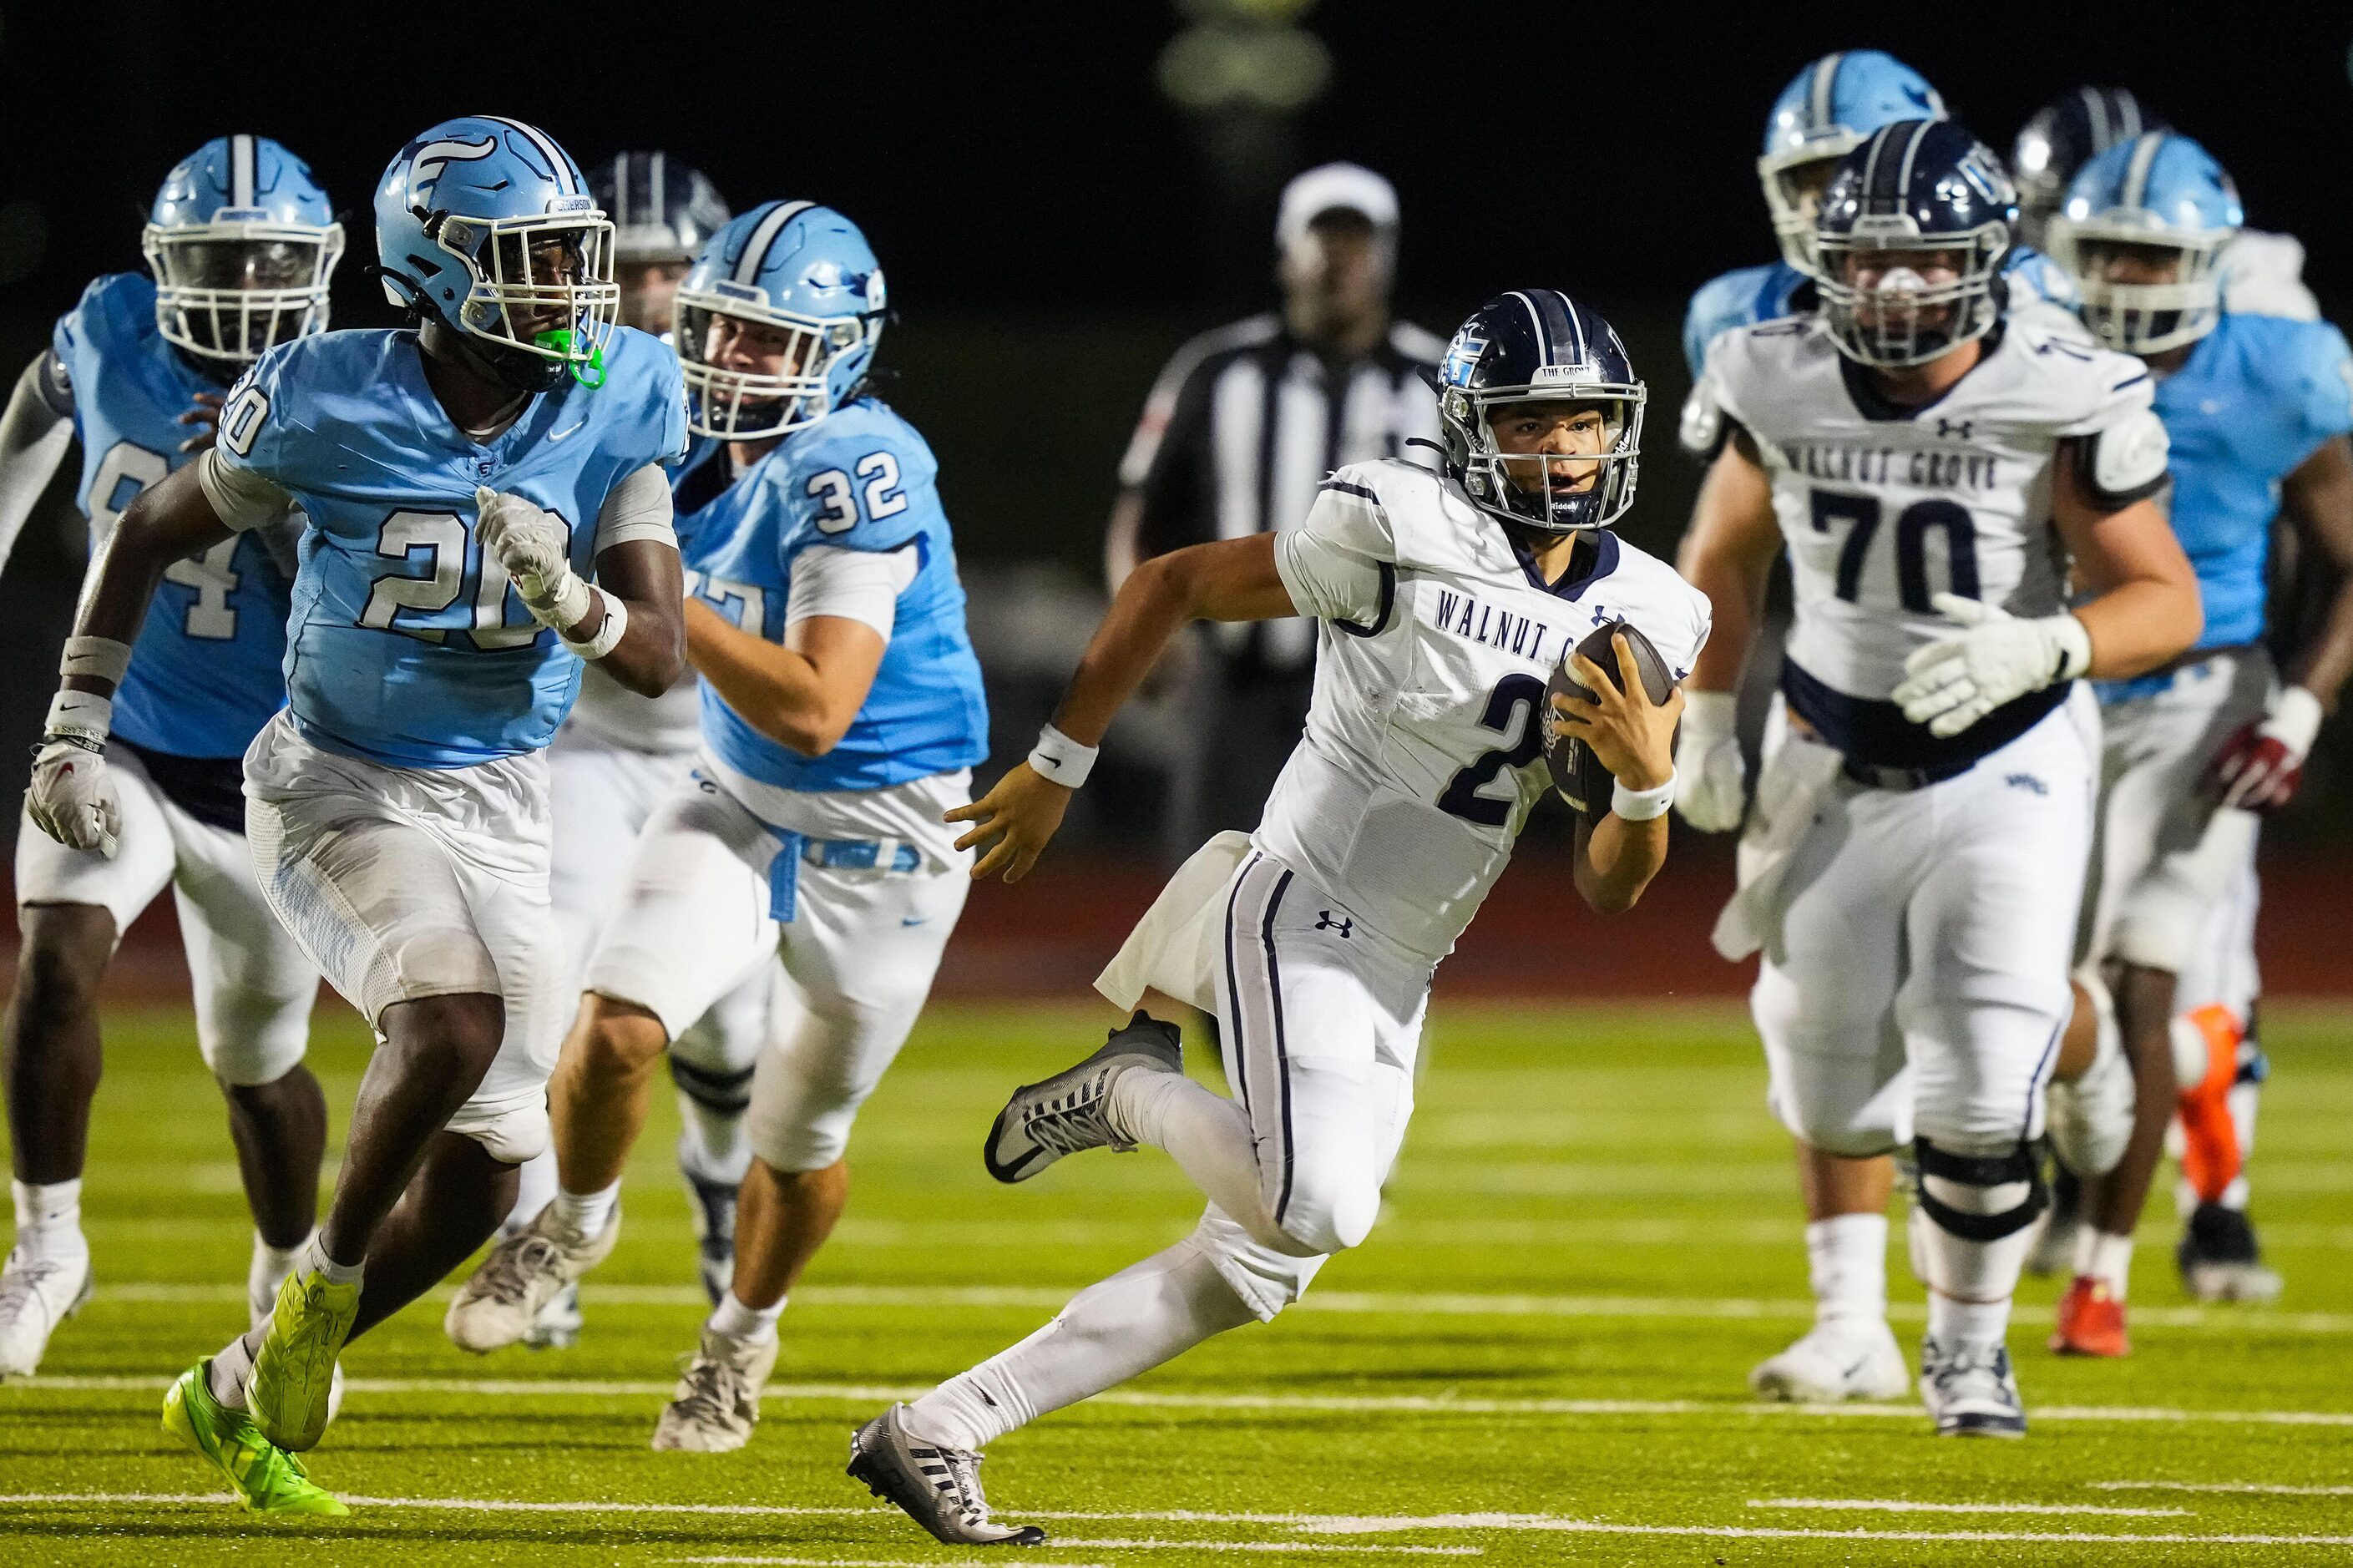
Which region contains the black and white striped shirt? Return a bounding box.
[1119,314,1443,675]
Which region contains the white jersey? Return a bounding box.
[1708,316,2163,769]
[563,660,704,755]
[1264,459,1711,957]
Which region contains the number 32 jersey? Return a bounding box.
[52,272,292,759]
[1704,316,2163,768]
[1268,460,1712,958]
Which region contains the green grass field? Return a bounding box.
[4,999,2351,1565]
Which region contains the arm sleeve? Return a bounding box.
[0,353,78,576]
[1273,477,1395,625]
[784,542,918,639]
[195,447,296,534]
[595,463,679,553]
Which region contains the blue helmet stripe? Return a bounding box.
[1506,290,1550,361]
[1809,53,1844,132]
[1860,125,1894,203]
[1548,290,1587,361]
[733,200,814,285]
[483,116,575,195]
[1895,119,1932,203]
[2119,131,2164,210]
[230,134,255,209]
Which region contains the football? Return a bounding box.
[1544,618,1678,814]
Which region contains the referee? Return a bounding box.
[1108,163,1442,854]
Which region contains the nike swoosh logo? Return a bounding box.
[548,422,585,442]
[901,915,932,927]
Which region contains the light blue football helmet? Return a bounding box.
[1758,50,1947,276]
[374,115,618,390]
[142,134,342,365]
[2047,130,2243,354]
[674,200,886,440]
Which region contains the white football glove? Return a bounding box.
[24,690,120,858]
[1892,594,2092,739]
[474,485,588,629]
[1673,689,1745,832]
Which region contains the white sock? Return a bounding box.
[552,1181,620,1242]
[302,1231,363,1287]
[1804,1212,1888,1327]
[2074,1228,2134,1300]
[1926,1291,2011,1351]
[249,1230,311,1325]
[678,1095,754,1186]
[903,1239,1254,1451]
[1110,1068,1270,1235]
[10,1179,86,1261]
[207,1327,265,1410]
[502,1148,560,1239]
[706,1289,784,1345]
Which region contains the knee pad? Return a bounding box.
[1912,1137,2045,1244]
[669,1055,753,1118]
[745,1049,874,1173]
[445,1090,549,1166]
[1273,1171,1379,1257]
[1189,1206,1328,1323]
[196,986,313,1089]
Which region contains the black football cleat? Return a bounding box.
[982,1013,1182,1184]
[848,1404,1045,1546]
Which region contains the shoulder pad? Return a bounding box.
[2088,405,2170,505]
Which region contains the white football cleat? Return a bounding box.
[523,1282,584,1349]
[848,1404,1047,1546]
[1748,1318,1910,1404]
[650,1327,779,1452]
[445,1204,619,1353]
[1919,1336,2027,1438]
[0,1245,94,1378]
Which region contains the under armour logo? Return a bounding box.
[1589,604,1614,627]
[2005,772,2048,796]
[1315,911,1353,938]
[1936,417,1974,440]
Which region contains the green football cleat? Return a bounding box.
[248,1267,360,1452]
[163,1361,348,1516]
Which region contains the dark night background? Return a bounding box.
[2,1,2350,852]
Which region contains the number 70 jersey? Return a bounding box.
[1703,316,2163,705]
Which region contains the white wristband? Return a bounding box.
[2269,685,2325,756]
[61,635,132,685]
[44,686,114,741]
[1027,722,1098,789]
[1610,768,1677,822]
[2047,613,2092,683]
[559,594,629,660]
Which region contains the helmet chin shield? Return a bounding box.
[1445,381,1645,535]
[144,220,343,365]
[675,282,875,440]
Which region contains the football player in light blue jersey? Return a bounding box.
[25,115,689,1515]
[448,200,987,1453]
[2042,130,2353,1338]
[0,135,339,1386]
[1680,51,2079,453]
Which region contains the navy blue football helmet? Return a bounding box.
[1437,291,1644,534]
[2012,87,2165,250]
[1815,120,2017,368]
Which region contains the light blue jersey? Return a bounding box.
[684,397,988,793]
[54,273,291,758]
[215,325,687,766]
[2143,311,2353,655]
[1682,249,2080,377]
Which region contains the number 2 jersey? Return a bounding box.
[208,325,686,767]
[1267,460,1712,958]
[1704,315,2166,772]
[49,272,291,759]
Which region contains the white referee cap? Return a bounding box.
[1276,162,1399,252]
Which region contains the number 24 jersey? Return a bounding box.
[1268,460,1711,959]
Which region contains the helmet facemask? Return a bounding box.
[1446,383,1644,535]
[2049,226,2229,354]
[144,216,343,366]
[429,206,618,388]
[1817,217,2009,367]
[1758,143,1855,278]
[675,282,875,440]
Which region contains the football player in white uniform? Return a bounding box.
[843,289,1710,1546]
[493,150,768,1350]
[1677,121,2199,1436]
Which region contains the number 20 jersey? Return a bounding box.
[53,272,291,759]
[1703,316,2161,767]
[215,325,686,767]
[1265,460,1712,958]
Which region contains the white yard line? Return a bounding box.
[668,1559,1106,1568]
[84,1279,2353,1335]
[4,1492,2350,1549]
[2093,1481,2353,1497]
[21,1374,2353,1428]
[1749,1497,2188,1517]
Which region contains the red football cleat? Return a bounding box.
[2050,1275,2130,1358]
